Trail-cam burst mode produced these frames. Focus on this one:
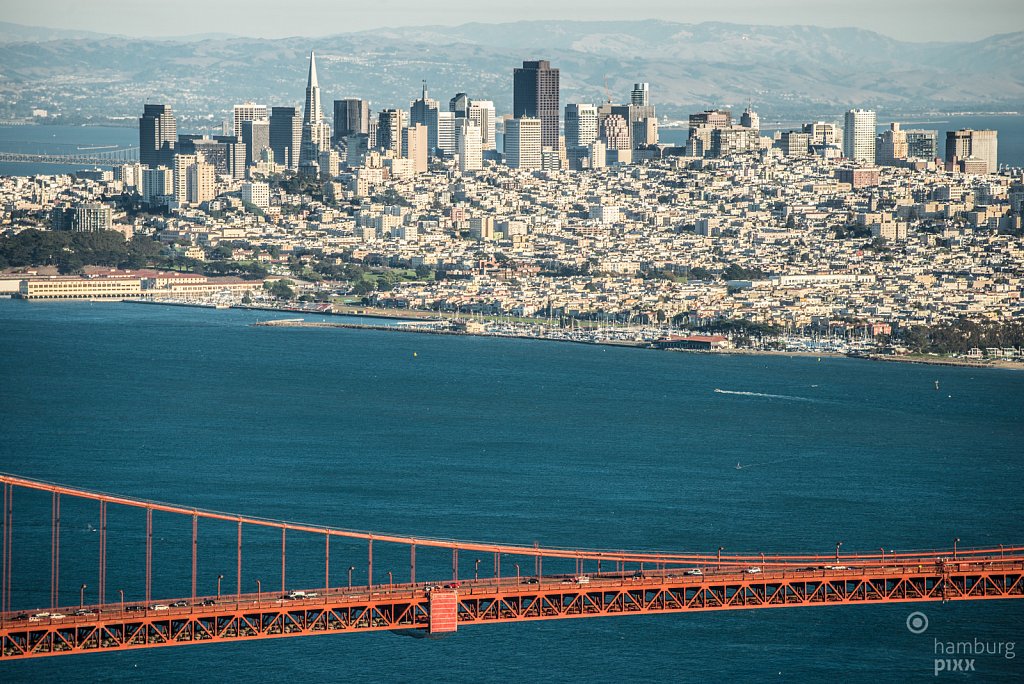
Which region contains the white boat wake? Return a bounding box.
[713,388,814,402]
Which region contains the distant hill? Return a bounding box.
[0,20,1020,126]
[0,20,118,43]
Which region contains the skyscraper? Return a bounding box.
[139,104,177,168]
[241,119,270,169]
[450,93,471,118]
[875,122,908,166]
[456,119,482,173]
[410,83,440,153]
[504,117,542,170]
[904,129,938,160]
[377,109,406,156]
[232,102,268,138]
[565,104,599,150]
[270,106,302,170]
[299,52,330,169]
[468,101,496,151]
[513,60,560,150]
[403,124,428,174]
[631,83,649,107]
[333,99,370,142]
[843,109,877,164]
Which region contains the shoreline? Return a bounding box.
[36,298,1024,372]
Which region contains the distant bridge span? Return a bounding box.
[0,474,1021,660]
[0,148,139,166]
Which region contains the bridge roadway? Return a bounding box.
[0,150,139,166]
[3,553,1022,660]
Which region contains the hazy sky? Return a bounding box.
[4,0,1023,42]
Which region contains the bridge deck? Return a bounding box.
[3,559,1022,660]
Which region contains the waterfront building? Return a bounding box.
[139,104,177,168]
[843,109,877,164]
[270,106,301,170]
[232,102,268,138]
[504,117,542,169]
[513,60,560,150]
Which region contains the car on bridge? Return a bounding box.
[744,567,762,574]
[685,569,703,576]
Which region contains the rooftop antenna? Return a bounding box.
[604,75,611,105]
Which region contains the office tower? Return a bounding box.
[777,131,811,156]
[403,123,428,174]
[377,109,406,156]
[299,51,330,169]
[436,111,455,156]
[687,109,732,157]
[334,99,370,142]
[588,139,606,169]
[565,104,599,149]
[803,121,840,145]
[241,181,270,209]
[945,129,998,173]
[876,122,908,166]
[367,120,378,149]
[711,126,759,157]
[468,101,496,150]
[450,92,471,118]
[504,117,542,169]
[631,83,649,107]
[456,119,482,173]
[740,106,760,132]
[410,82,440,152]
[232,102,268,137]
[241,119,270,169]
[141,167,173,204]
[319,149,340,179]
[139,104,177,168]
[513,60,560,149]
[270,106,302,170]
[602,115,630,150]
[843,109,877,164]
[905,129,938,159]
[213,134,246,179]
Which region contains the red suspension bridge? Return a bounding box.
[1,473,1021,660]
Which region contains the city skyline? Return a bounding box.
[3,2,1024,43]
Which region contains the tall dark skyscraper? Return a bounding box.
[513,60,560,150]
[270,106,302,169]
[139,104,177,168]
[333,98,369,142]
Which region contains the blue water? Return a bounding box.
[0,300,1021,681]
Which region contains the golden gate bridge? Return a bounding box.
[1,473,1021,660]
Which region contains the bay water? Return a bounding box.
[0,300,1021,682]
